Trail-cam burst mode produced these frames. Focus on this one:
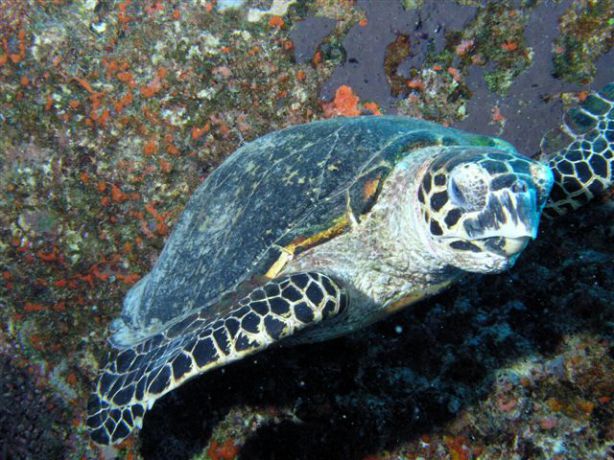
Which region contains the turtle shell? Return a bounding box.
[113,116,516,345]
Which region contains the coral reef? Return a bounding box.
[0,335,71,458]
[0,0,611,458]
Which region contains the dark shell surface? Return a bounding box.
[120,116,516,337]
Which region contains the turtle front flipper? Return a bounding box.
[87,272,347,445]
[543,82,613,216]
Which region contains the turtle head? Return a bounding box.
[417,148,554,273]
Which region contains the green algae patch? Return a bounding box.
[553,0,614,84]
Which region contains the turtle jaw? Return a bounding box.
[472,235,532,269]
[486,236,531,257]
[438,237,530,274]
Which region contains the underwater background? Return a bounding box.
[0,0,612,459]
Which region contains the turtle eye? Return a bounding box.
[448,163,488,210]
[448,178,467,208]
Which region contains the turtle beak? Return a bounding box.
[499,236,531,256]
[477,235,530,258]
[506,184,541,240]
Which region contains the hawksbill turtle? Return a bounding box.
[87,83,613,445]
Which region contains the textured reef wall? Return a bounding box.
[0,0,612,458]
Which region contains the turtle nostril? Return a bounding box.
[511,180,528,194]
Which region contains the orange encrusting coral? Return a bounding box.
[406,78,425,91]
[114,91,133,113]
[164,132,180,155]
[208,439,240,460]
[324,85,361,117]
[363,102,381,116]
[144,202,170,236]
[24,303,46,312]
[491,105,506,123]
[443,435,472,460]
[501,40,519,52]
[2,28,28,64]
[117,0,133,26]
[159,159,172,173]
[143,139,158,156]
[268,16,285,28]
[140,79,162,98]
[322,85,383,118]
[447,67,462,82]
[111,184,129,203]
[191,122,211,140]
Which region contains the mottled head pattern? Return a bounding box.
[543,83,613,216]
[417,147,553,273]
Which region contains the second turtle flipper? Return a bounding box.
[543,82,613,216]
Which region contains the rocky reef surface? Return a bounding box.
[0,0,611,458]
